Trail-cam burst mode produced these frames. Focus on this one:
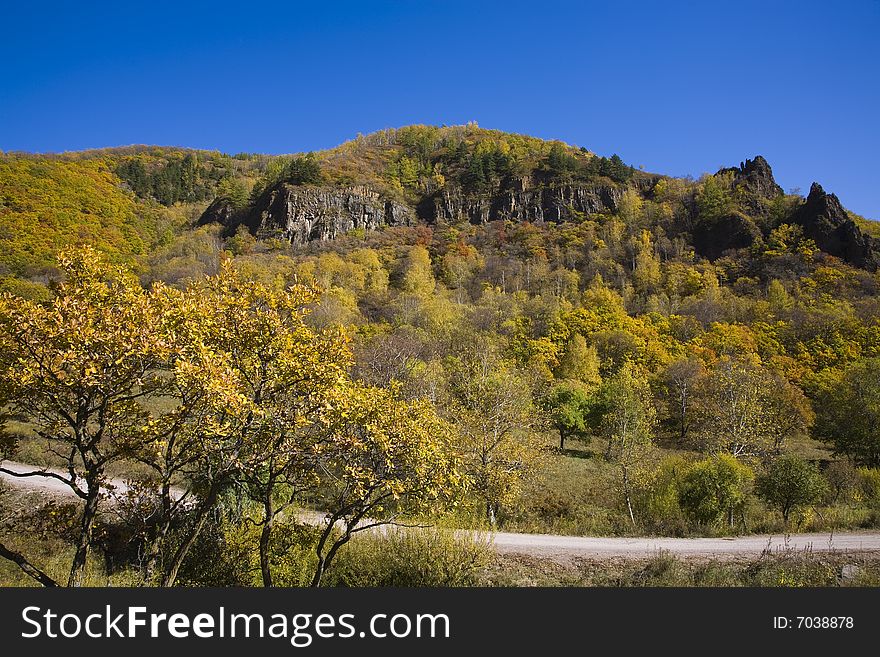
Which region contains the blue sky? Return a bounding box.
[1,0,878,218]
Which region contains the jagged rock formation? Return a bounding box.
[194,143,880,273]
[202,183,415,245]
[790,183,880,271]
[719,155,784,199]
[202,176,660,243]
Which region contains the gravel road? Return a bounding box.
[4,460,879,559]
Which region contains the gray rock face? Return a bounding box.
[424,178,655,225]
[790,182,880,271]
[245,183,414,246]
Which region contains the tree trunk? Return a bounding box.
[142,482,174,583]
[559,432,565,451]
[160,486,218,587]
[310,556,327,588]
[259,495,274,587]
[67,474,101,588]
[310,532,350,588]
[622,465,636,527]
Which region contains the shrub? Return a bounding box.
[632,455,688,535]
[323,528,491,587]
[678,454,754,529]
[858,468,880,504]
[756,455,827,525]
[825,461,860,503]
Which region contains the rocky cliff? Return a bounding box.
[790,183,880,271]
[200,176,658,243]
[719,155,784,200]
[201,183,415,246]
[421,176,657,225]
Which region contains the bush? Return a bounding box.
[825,461,860,504]
[632,456,688,535]
[756,455,827,525]
[323,528,491,587]
[858,468,880,504]
[176,515,320,587]
[678,454,753,530]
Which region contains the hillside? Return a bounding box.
[3,124,880,547]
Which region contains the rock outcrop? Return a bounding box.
[203,183,415,246]
[790,183,880,271]
[421,176,657,225]
[719,155,784,199]
[200,176,658,244]
[199,196,240,227]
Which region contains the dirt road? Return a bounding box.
[3,460,879,559]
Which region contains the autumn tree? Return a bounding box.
[308,384,462,586]
[661,357,706,447]
[397,245,436,296]
[694,356,812,458]
[142,263,352,587]
[554,333,602,386]
[598,363,656,525]
[0,248,169,587]
[447,350,542,525]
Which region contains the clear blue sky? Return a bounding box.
[1,0,878,218]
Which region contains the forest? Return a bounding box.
[2,124,880,587]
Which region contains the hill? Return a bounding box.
[4,124,880,540]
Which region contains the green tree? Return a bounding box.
[756,455,827,525]
[678,454,753,528]
[816,359,880,467]
[545,381,593,450]
[695,172,734,221]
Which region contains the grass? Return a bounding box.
[480,551,880,587]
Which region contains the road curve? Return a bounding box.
[3,460,880,559]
